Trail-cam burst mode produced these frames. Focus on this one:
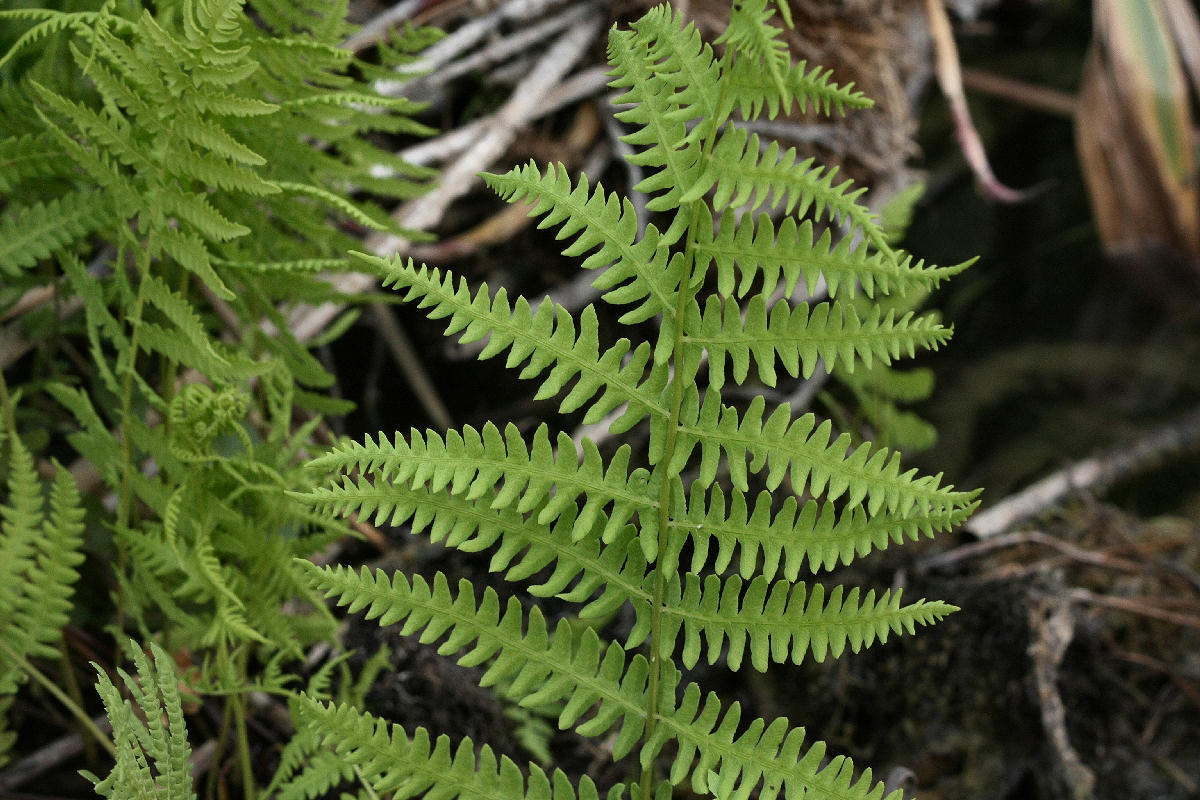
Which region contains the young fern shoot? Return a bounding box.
[299,3,979,800]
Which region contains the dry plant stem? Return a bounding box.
[1027,596,1096,800]
[368,304,454,429]
[1066,587,1200,630]
[0,715,112,791]
[409,3,597,92]
[373,0,580,97]
[0,641,116,759]
[959,67,1078,118]
[917,529,1150,574]
[398,66,611,169]
[288,11,601,343]
[966,405,1200,538]
[924,0,1028,202]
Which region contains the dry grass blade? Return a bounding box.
[1076,0,1200,261]
[924,0,1029,202]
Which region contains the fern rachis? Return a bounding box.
[298,4,978,800]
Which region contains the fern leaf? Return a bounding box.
[295,698,614,800]
[160,184,251,241]
[147,226,234,299]
[482,163,684,330]
[360,256,669,430]
[273,180,389,230]
[725,56,871,121]
[715,0,790,102]
[626,6,726,145]
[661,479,978,582]
[655,675,893,800]
[306,563,891,800]
[299,479,651,619]
[0,440,84,691]
[0,191,108,275]
[302,565,655,758]
[684,125,891,258]
[685,293,952,389]
[311,423,654,543]
[87,643,197,800]
[695,210,972,300]
[0,10,116,72]
[648,575,956,671]
[666,389,976,516]
[189,89,277,116]
[606,29,705,212]
[0,134,72,191]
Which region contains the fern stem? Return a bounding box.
[641,203,708,800]
[58,635,99,766]
[0,639,116,758]
[114,254,151,647]
[233,688,257,800]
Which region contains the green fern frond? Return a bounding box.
[661,479,978,582]
[310,422,653,541]
[0,133,72,192]
[626,6,725,145]
[684,126,889,256]
[648,575,956,671]
[0,423,85,768]
[0,191,107,274]
[362,256,669,429]
[295,698,616,800]
[0,10,127,72]
[685,293,952,389]
[304,564,895,800]
[695,210,972,299]
[716,0,790,101]
[725,57,871,120]
[302,565,657,755]
[86,642,197,800]
[0,441,86,685]
[481,163,684,329]
[607,29,705,212]
[295,6,976,800]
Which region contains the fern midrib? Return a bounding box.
[641,199,708,800]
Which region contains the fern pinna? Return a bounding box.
[300,4,978,800]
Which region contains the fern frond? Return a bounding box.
[0,191,107,275]
[309,422,654,541]
[715,0,790,102]
[653,675,892,800]
[482,162,684,330]
[87,642,197,800]
[725,56,871,121]
[661,479,978,581]
[682,126,890,257]
[0,134,72,192]
[695,210,972,299]
[649,575,956,671]
[361,256,669,430]
[300,478,651,619]
[626,6,725,145]
[0,439,85,695]
[685,293,952,389]
[664,390,975,516]
[295,698,615,800]
[606,29,705,212]
[302,565,657,758]
[0,10,123,72]
[305,565,892,800]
